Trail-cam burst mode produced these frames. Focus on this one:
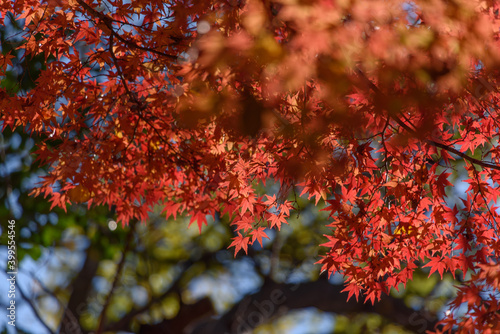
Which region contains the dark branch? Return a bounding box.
[60,246,100,334]
[148,278,444,334]
[104,259,194,332]
[355,67,500,171]
[17,280,55,334]
[75,0,178,60]
[95,221,137,334]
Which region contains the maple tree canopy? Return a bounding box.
[2,0,500,332]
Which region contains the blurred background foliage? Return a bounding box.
[0,12,459,334]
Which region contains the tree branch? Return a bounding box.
[139,297,215,334]
[60,246,100,334]
[354,67,500,171]
[75,0,177,60]
[104,259,193,332]
[95,220,137,334]
[177,278,445,334]
[17,279,55,334]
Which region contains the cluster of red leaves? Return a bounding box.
[3,0,500,332]
[437,262,500,333]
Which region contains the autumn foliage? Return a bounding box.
[3,0,500,332]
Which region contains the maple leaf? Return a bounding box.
[231,214,254,232]
[5,0,500,331]
[228,234,251,256]
[263,194,277,206]
[240,195,255,214]
[189,211,208,233]
[365,289,382,305]
[424,257,447,279]
[268,213,287,230]
[342,283,361,302]
[250,227,269,247]
[162,202,182,220]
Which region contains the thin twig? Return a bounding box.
[355,67,500,171]
[104,259,193,331]
[75,0,177,60]
[16,279,56,334]
[95,220,137,334]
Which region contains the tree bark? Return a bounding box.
[59,247,100,334]
[139,277,444,334]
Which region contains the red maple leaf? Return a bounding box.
[250,227,269,247]
[228,234,251,256]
